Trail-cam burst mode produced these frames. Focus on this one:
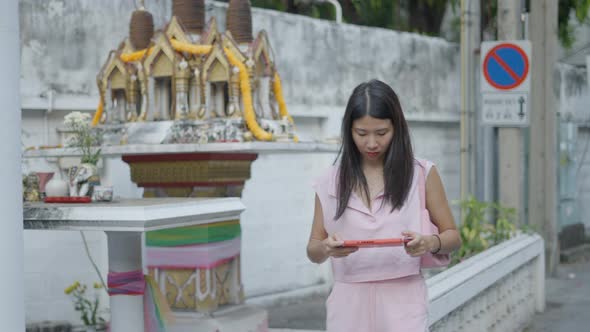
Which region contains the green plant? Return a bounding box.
[64,281,106,327]
[63,112,102,165]
[451,196,519,265]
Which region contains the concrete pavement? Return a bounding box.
[524,256,590,332]
[267,292,326,331]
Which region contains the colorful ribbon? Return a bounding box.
[146,220,241,247]
[107,270,174,331]
[146,236,241,269]
[107,270,145,296]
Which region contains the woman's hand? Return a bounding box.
[323,234,358,258]
[402,231,439,257]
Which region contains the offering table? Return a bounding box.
[22,198,262,332]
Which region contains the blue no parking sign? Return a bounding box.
[480,40,531,126]
[484,44,528,90]
[481,41,531,93]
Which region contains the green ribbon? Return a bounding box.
[146,220,241,247]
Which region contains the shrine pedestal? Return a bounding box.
[122,153,257,316]
[23,198,265,332]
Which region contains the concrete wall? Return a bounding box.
[556,64,590,229]
[578,127,590,228]
[19,0,462,325]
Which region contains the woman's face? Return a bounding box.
[351,115,394,163]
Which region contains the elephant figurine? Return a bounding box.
[68,164,100,197]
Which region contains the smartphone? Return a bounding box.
[341,237,411,248]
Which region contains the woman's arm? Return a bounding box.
[307,194,358,263]
[423,166,461,254]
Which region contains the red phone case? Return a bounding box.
[342,237,411,248]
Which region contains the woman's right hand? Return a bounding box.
[323,234,358,258]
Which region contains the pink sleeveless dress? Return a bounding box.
[312,159,434,332]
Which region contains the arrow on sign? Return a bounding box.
[518,96,525,119]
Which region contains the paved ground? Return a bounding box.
[267,292,326,331]
[267,257,590,332]
[524,256,590,332]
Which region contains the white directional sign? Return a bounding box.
[482,93,528,126]
[480,40,531,126]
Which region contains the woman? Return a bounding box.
[307,79,461,331]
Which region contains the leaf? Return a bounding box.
[469,228,477,241]
[575,0,590,22]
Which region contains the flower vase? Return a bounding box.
[68,163,101,197]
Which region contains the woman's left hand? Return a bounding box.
[402,231,434,257]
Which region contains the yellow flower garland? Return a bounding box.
[107,39,296,142]
[272,72,299,142]
[169,39,212,55]
[272,72,291,123]
[120,47,153,63]
[223,48,273,141]
[91,98,104,127]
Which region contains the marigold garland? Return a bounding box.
[272,72,291,123]
[120,47,153,62]
[273,72,299,142]
[91,98,104,127]
[169,39,212,55]
[223,48,273,141]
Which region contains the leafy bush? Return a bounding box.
[451,196,521,265]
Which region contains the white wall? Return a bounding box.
[556,64,590,229]
[240,152,337,296]
[23,230,109,323]
[577,127,590,228]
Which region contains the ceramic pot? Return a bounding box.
[45,176,69,197]
[35,172,54,194]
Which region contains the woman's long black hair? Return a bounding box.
[334,79,414,220]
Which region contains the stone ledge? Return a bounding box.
[23,142,340,158]
[427,233,545,327]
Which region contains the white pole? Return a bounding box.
[106,232,145,332]
[0,0,24,330]
[314,0,342,23]
[324,0,342,23]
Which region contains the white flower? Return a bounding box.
[62,111,101,164]
[64,111,91,129]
